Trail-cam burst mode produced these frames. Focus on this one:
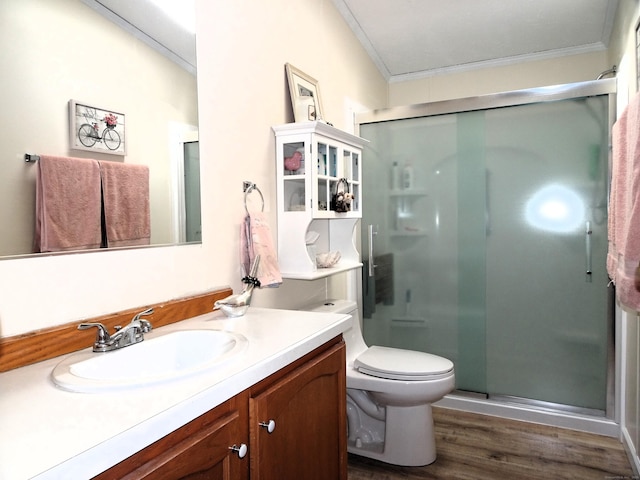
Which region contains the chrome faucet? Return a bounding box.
[78,308,154,352]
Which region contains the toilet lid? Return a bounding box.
[354,346,454,381]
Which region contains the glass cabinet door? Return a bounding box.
[281,140,307,212]
[314,138,361,217]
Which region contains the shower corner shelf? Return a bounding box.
[273,121,368,279]
[390,229,428,237]
[389,189,428,197]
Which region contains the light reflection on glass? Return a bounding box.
[525,184,585,233]
[149,0,196,32]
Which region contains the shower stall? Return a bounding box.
[357,79,617,426]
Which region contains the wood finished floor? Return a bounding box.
[347,406,636,480]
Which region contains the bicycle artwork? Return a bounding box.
[69,100,126,155]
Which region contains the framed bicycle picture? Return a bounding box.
[69,100,126,155]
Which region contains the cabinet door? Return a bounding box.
[249,341,347,480]
[280,138,308,213]
[93,392,249,480]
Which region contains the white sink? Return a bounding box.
[51,329,248,393]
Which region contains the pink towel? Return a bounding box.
[98,161,150,248]
[34,155,102,252]
[240,212,282,288]
[608,92,640,310]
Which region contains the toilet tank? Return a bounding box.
[305,299,358,316]
[299,299,366,363]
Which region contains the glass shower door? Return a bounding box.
[483,97,610,410]
[359,88,612,412]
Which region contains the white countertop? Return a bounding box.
[0,307,351,480]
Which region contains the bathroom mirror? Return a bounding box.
[0,0,201,258]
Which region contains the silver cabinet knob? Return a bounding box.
[229,443,248,458]
[259,419,276,433]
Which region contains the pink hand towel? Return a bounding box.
[608,92,640,310]
[34,155,102,252]
[98,161,150,248]
[240,212,282,288]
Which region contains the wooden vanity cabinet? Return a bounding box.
[249,338,347,480]
[92,391,249,480]
[93,337,346,480]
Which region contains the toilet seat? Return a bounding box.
[354,346,454,381]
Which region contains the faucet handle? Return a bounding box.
[132,308,154,333]
[78,322,111,344]
[139,319,152,333]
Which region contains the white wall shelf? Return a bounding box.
[280,260,364,280]
[390,229,428,237]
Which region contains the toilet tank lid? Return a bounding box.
[302,299,357,315]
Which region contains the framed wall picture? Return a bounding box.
[285,63,324,122]
[69,100,126,155]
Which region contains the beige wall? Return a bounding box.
[608,0,640,95]
[193,0,388,312]
[0,0,387,338]
[388,50,611,106]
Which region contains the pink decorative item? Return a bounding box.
[284,151,302,172]
[103,113,118,127]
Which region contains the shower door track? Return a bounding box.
[438,390,619,437]
[489,394,606,418]
[451,389,606,417]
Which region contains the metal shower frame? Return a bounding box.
[356,78,618,421]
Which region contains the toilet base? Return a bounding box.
[348,404,437,466]
[300,299,452,467]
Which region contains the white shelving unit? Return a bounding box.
[273,121,368,280]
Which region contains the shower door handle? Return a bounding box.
[368,224,378,277]
[585,221,593,282]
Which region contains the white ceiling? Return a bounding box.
[333,0,620,82]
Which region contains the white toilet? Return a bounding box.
[304,299,455,466]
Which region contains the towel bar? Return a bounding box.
[25,154,40,163]
[243,181,264,214]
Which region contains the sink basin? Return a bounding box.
[52,329,248,393]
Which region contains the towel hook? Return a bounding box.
[243,181,264,214]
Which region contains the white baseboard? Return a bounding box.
[621,425,640,477]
